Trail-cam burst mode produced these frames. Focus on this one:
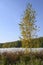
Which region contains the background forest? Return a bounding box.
[0,37,43,48]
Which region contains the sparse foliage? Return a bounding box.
[19,3,39,48]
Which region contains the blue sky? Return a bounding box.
[0,0,43,43]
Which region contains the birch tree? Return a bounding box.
[19,3,39,48]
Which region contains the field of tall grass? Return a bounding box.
[0,49,43,65]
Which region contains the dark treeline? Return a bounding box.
[0,37,43,48]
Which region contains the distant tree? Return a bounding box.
[19,3,39,48]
